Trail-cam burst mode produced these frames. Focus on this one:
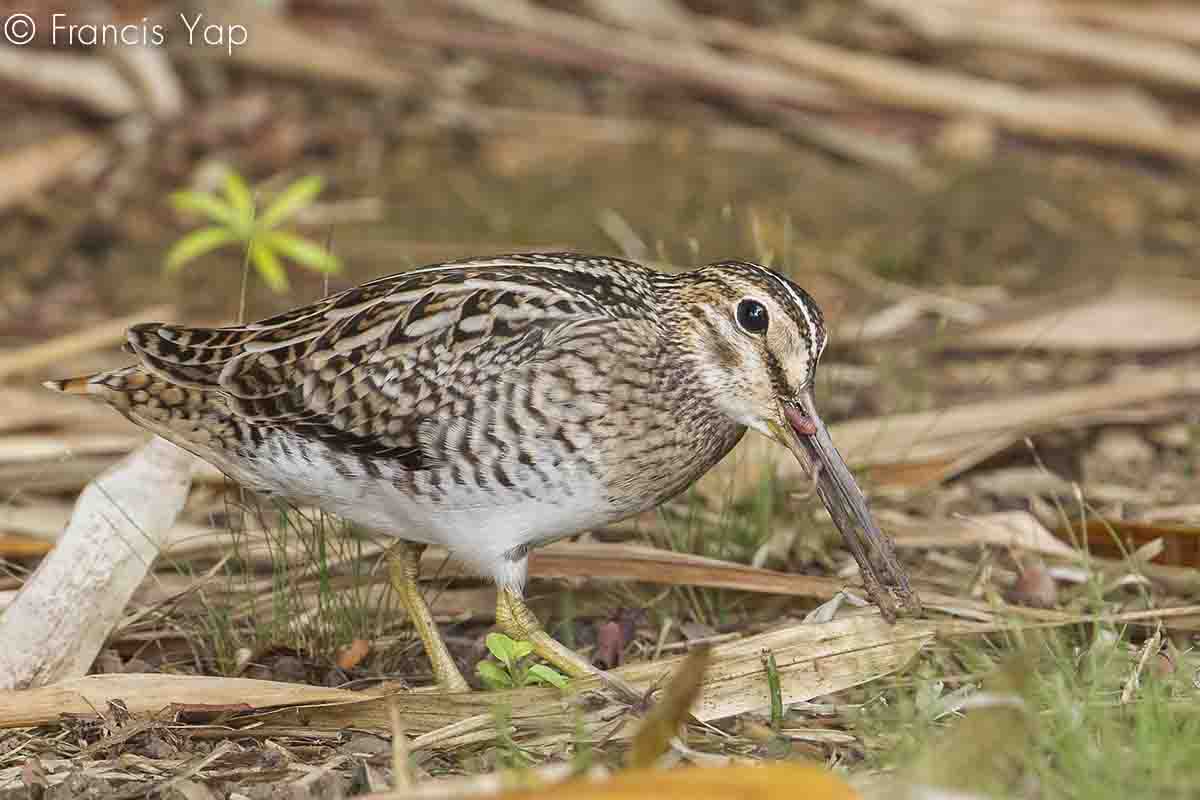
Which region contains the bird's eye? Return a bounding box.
[736,299,769,334]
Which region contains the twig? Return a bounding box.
[423,101,790,156]
[175,6,410,93]
[108,44,185,120]
[871,0,1200,93]
[394,4,845,112]
[0,48,139,117]
[137,740,237,800]
[0,438,195,689]
[702,16,1200,162]
[1121,623,1162,704]
[0,133,105,214]
[1032,2,1200,49]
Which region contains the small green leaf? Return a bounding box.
[170,190,237,228]
[260,176,324,229]
[223,169,255,221]
[510,639,534,662]
[476,660,512,690]
[527,664,570,689]
[164,227,237,273]
[249,240,289,293]
[262,231,342,274]
[485,632,519,670]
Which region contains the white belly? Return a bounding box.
[250,431,618,590]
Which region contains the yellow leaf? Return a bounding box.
[627,645,711,768]
[494,763,861,800]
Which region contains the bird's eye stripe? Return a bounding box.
[754,265,823,365]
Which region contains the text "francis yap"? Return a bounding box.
[48,12,248,55]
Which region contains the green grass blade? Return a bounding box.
[223,170,256,221]
[164,226,236,273]
[260,176,324,229]
[263,231,343,274]
[761,649,784,729]
[250,239,289,292]
[170,190,238,228]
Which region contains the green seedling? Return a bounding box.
[761,648,784,730]
[165,167,341,292]
[476,633,569,690]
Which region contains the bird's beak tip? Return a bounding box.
[768,392,922,620]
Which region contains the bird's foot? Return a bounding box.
[495,587,646,708]
[387,543,471,693]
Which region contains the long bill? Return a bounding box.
[769,388,921,622]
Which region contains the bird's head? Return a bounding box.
[669,260,920,620]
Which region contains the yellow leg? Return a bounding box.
[387,543,470,693]
[495,586,642,703]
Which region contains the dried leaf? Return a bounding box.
[627,646,711,768]
[960,280,1200,352]
[531,542,844,600]
[335,639,371,671]
[1054,517,1200,567]
[485,763,861,800]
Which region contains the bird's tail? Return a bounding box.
[43,366,157,413]
[43,374,102,396]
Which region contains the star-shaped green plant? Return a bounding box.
[165,168,342,293]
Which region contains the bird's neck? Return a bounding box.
[655,322,747,469]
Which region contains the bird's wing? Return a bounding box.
[126,256,659,469]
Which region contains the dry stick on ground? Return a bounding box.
[174,4,411,93]
[0,305,172,381]
[987,1,1200,50]
[0,386,127,435]
[958,278,1200,352]
[0,614,935,735]
[436,0,1200,162]
[423,102,791,156]
[0,48,140,117]
[407,6,926,175]
[393,7,845,112]
[870,0,1200,93]
[0,133,106,215]
[0,442,223,495]
[699,16,1200,162]
[107,42,185,121]
[0,437,196,689]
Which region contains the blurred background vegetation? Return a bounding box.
[4,1,1200,797]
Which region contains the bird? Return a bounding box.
[47,252,919,695]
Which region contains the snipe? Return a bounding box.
[48,253,919,695]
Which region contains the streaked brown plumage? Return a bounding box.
[49,252,917,694]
